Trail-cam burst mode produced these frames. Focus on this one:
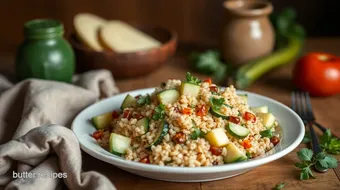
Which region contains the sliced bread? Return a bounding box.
[74,13,107,51]
[99,20,161,53]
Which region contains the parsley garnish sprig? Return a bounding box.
[185,72,201,85]
[152,104,166,120]
[136,94,151,106]
[295,148,338,180]
[260,129,273,138]
[190,128,205,140]
[209,97,225,110]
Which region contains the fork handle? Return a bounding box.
[313,121,340,139]
[306,121,322,154]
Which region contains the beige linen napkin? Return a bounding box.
[0,69,119,190]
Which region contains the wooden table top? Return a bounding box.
[1,38,340,189]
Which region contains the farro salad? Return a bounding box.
[90,73,281,167]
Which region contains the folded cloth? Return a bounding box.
[0,70,119,190]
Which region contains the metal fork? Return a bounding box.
[291,90,327,173]
[293,92,339,138]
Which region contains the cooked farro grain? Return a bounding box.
[91,73,281,167]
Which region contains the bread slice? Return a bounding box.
[99,21,161,53]
[74,13,107,51]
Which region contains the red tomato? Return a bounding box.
[112,111,120,119]
[242,140,252,149]
[172,132,186,144]
[182,107,191,115]
[204,78,212,85]
[92,130,103,140]
[209,146,223,156]
[270,136,280,145]
[134,113,144,120]
[123,110,132,119]
[209,85,219,93]
[139,156,150,164]
[293,52,340,96]
[244,112,256,123]
[229,116,240,124]
[196,105,207,116]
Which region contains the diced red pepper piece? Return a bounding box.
[123,110,132,119]
[244,112,256,123]
[112,111,120,119]
[134,113,144,120]
[204,78,212,85]
[196,105,207,116]
[242,140,252,149]
[209,86,218,92]
[182,107,191,115]
[209,146,223,156]
[270,136,280,145]
[172,132,186,144]
[92,130,103,140]
[139,156,150,164]
[229,116,240,124]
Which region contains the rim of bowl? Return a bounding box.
[72,88,305,174]
[69,24,178,55]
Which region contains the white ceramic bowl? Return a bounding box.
[71,88,304,182]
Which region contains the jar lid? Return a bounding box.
[24,19,64,39]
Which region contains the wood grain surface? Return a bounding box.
[0,38,340,189]
[1,0,340,54]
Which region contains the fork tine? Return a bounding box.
[301,92,308,118]
[295,91,302,117]
[304,91,315,119]
[292,91,301,116]
[291,91,296,112]
[298,91,304,117]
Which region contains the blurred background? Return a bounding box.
[1,0,340,54]
[1,0,340,97]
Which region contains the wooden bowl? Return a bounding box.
[69,25,177,78]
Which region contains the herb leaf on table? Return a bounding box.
[273,182,285,190]
[295,148,338,180]
[320,129,340,155]
[297,148,313,162]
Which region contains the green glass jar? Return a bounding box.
[15,19,75,83]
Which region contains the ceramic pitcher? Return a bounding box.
[221,0,275,66]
